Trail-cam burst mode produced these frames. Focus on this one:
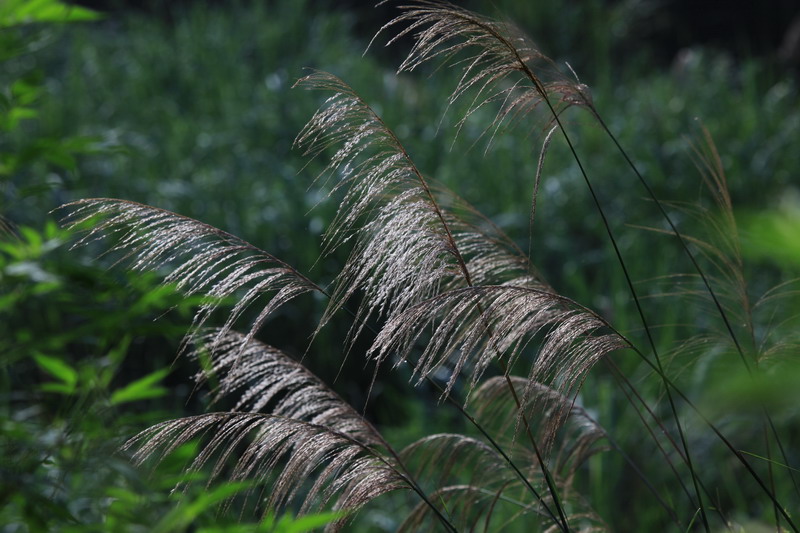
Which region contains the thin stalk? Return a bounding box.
[299,282,457,532]
[390,458,459,532]
[594,111,799,511]
[363,99,571,531]
[606,359,732,526]
[591,115,750,368]
[581,364,684,526]
[426,376,565,527]
[604,359,692,518]
[529,86,710,530]
[768,415,800,500]
[449,16,709,526]
[620,340,798,531]
[605,359,687,464]
[764,425,780,532]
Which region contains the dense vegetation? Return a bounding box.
[2,0,799,530]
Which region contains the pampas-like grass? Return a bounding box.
[60,199,317,359]
[58,1,799,531]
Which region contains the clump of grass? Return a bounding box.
[60,1,799,530]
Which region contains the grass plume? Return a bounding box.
[58,1,799,530]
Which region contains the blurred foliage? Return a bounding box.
[0,215,335,531]
[0,218,196,530]
[740,189,800,268]
[0,0,105,223]
[0,0,98,27]
[1,2,264,531]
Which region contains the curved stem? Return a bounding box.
[302,281,458,532]
[594,111,800,514]
[527,80,710,532]
[365,94,571,531]
[425,376,564,527]
[618,340,798,531]
[442,16,710,527]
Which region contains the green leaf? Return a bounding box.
[0,0,100,28]
[1,106,38,131]
[110,367,170,405]
[740,201,800,268]
[279,511,345,533]
[11,79,42,105]
[40,382,76,394]
[154,481,254,533]
[19,225,44,250]
[34,353,77,392]
[195,511,345,533]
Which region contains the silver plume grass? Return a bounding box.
[471,377,609,481]
[376,0,593,136]
[191,329,386,446]
[295,71,593,400]
[53,3,638,529]
[124,330,414,530]
[370,285,627,401]
[295,72,464,337]
[58,199,316,358]
[122,412,407,530]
